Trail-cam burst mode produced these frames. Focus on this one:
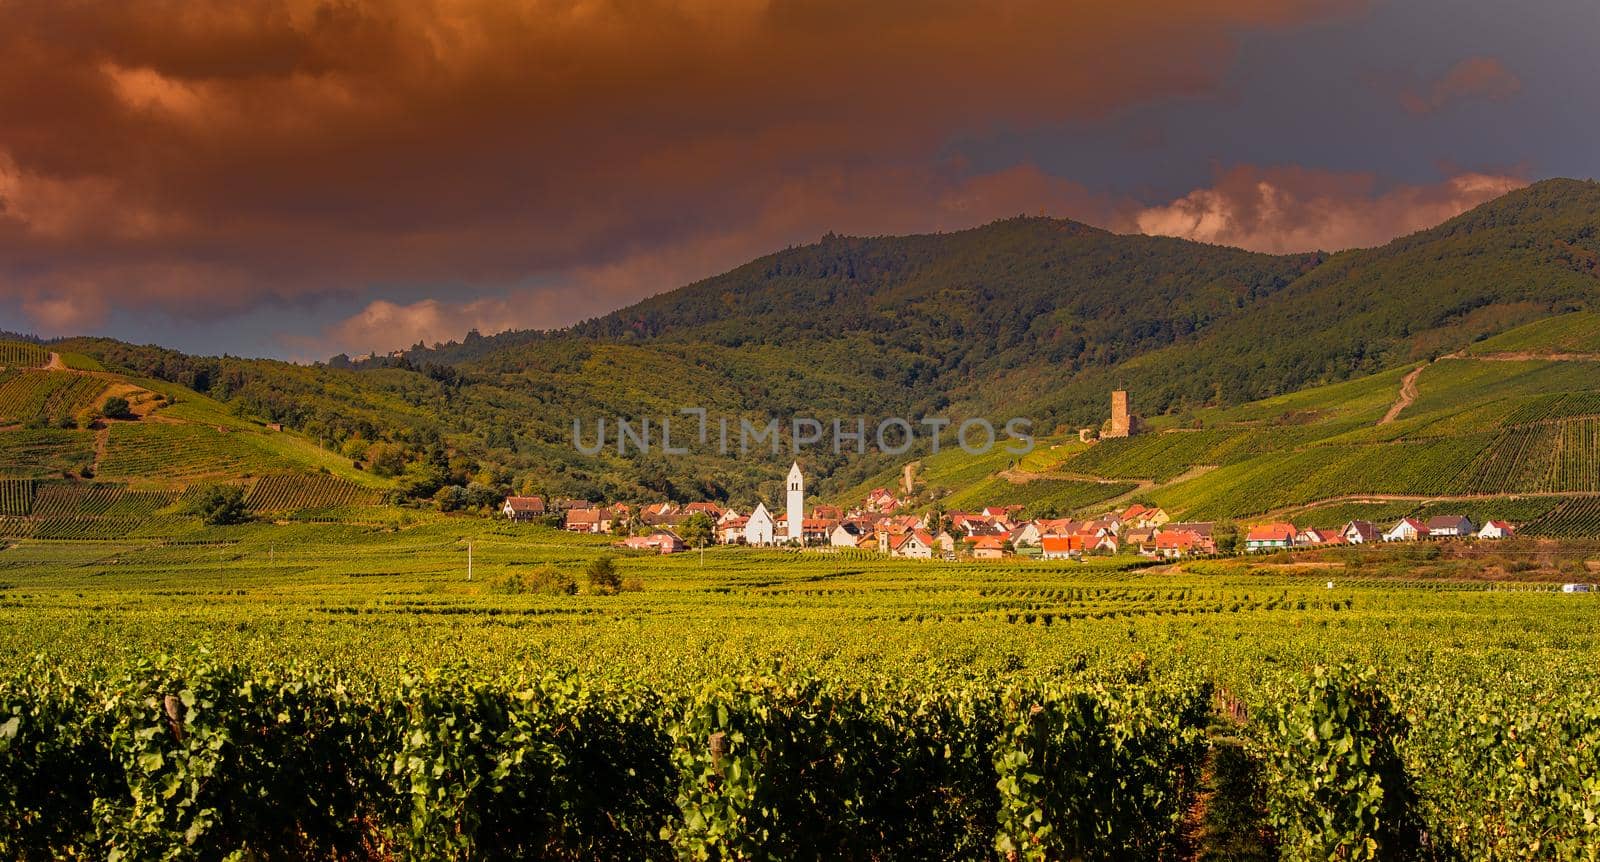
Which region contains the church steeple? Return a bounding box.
[786,462,805,544]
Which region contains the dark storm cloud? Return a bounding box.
[0,0,1546,355]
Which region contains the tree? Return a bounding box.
[101,396,133,420]
[587,555,621,595]
[1214,521,1240,554]
[433,485,468,512]
[679,512,715,549]
[186,485,248,526]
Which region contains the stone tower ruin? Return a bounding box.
[1106,390,1132,438]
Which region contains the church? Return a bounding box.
[742,462,805,546]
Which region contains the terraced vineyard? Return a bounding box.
[0,429,94,477]
[1523,497,1600,537]
[0,370,106,424]
[0,483,183,540]
[245,474,384,511]
[1455,417,1600,494]
[98,423,298,482]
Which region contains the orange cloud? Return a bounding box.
[1399,56,1522,115]
[0,0,1358,344]
[1131,166,1527,253]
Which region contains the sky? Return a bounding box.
[0,0,1595,360]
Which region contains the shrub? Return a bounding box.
[490,567,576,596]
[100,396,133,421]
[184,485,248,526]
[587,556,621,595]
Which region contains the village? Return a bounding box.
[501,459,1520,560]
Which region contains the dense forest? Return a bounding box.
[55,179,1600,505]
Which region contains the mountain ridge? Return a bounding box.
[23,178,1600,505]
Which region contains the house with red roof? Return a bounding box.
[1040,535,1085,560]
[1477,520,1515,540]
[620,529,685,554]
[970,534,1010,559]
[1153,529,1202,559]
[501,495,546,521]
[1245,522,1297,551]
[888,531,934,559]
[1383,518,1426,542]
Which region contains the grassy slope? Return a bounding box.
[886,312,1600,532]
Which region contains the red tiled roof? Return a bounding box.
[1246,522,1296,542]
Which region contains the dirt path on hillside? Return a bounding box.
[91,426,110,475]
[1468,351,1600,362]
[1378,364,1425,426]
[44,352,67,371]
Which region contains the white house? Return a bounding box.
[786,462,805,544]
[888,531,934,559]
[744,502,775,546]
[1477,520,1515,540]
[1425,515,1474,538]
[1383,518,1425,542]
[1341,520,1379,544]
[829,522,864,547]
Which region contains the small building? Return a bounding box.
[1040,535,1084,561]
[718,517,749,545]
[1383,518,1426,542]
[1009,522,1042,548]
[1121,504,1170,530]
[1295,527,1346,547]
[1477,520,1515,540]
[1561,583,1592,593]
[563,507,610,534]
[620,529,684,554]
[1245,522,1297,551]
[744,503,776,546]
[1425,515,1475,539]
[1153,529,1202,559]
[970,534,1009,560]
[1163,522,1216,554]
[889,531,934,559]
[829,521,864,547]
[1342,520,1379,544]
[501,495,546,521]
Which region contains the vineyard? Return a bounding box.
[0,478,33,516]
[245,474,384,511]
[0,429,95,478]
[1523,497,1600,537]
[0,340,49,368]
[0,370,107,424]
[0,522,1595,859]
[1454,417,1600,494]
[98,423,299,482]
[938,475,1136,514]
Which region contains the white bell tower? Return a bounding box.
[786,461,805,544]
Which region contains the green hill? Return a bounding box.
[25,178,1600,518]
[861,311,1600,536]
[0,351,395,540]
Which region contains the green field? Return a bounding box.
[1,517,1598,859]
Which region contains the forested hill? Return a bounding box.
[49,178,1600,504]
